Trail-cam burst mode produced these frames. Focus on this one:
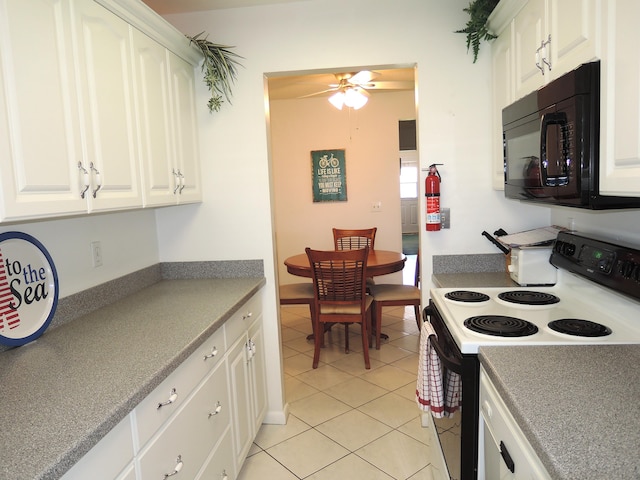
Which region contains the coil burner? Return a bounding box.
[445,291,491,303]
[498,290,560,306]
[464,315,539,337]
[548,319,612,337]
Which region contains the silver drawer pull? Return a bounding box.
[157,388,178,409]
[242,312,252,321]
[221,470,228,480]
[203,346,218,360]
[163,455,183,479]
[208,401,222,418]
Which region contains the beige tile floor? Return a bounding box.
[237,297,446,480]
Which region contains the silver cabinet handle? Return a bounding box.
[221,470,228,480]
[208,401,222,418]
[163,455,183,479]
[172,169,180,194]
[90,162,102,198]
[78,162,90,199]
[203,346,218,360]
[179,170,185,193]
[157,388,178,409]
[242,311,252,321]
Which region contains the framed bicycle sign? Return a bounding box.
[311,149,347,202]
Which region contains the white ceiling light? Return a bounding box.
[328,86,369,110]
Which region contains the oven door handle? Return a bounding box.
[429,332,464,374]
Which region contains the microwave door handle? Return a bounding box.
[540,112,570,186]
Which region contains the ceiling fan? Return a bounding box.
[300,70,414,110]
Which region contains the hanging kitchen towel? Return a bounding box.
[443,366,461,416]
[416,321,446,417]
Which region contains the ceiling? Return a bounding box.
[141,0,306,15]
[267,68,415,101]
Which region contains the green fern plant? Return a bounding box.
[187,32,244,113]
[455,0,500,63]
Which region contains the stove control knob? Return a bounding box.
[621,260,636,279]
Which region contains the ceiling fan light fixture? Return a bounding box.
[328,90,345,110]
[344,87,368,110]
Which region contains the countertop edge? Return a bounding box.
[0,276,266,480]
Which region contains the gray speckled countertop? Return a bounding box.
[0,276,265,480]
[479,345,640,480]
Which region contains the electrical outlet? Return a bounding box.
[441,208,450,229]
[91,241,103,267]
[371,201,382,213]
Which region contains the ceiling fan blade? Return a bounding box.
[361,81,415,90]
[349,70,378,84]
[297,87,338,98]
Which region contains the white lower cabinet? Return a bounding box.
[226,295,267,475]
[61,292,265,480]
[62,415,134,480]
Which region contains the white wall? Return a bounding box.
[0,210,159,298]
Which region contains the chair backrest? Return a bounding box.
[332,227,377,250]
[305,246,369,319]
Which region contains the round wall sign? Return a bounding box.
[0,232,59,346]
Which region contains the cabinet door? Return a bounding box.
[131,29,176,207]
[168,53,201,204]
[72,0,142,212]
[0,0,87,222]
[599,1,640,196]
[248,318,267,434]
[514,0,546,99]
[227,334,253,474]
[491,24,514,190]
[548,0,599,79]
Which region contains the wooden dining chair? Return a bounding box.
[278,283,316,340]
[368,253,421,349]
[332,227,377,251]
[306,246,373,369]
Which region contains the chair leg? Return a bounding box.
[414,304,421,330]
[375,304,384,350]
[344,324,349,353]
[361,313,371,369]
[312,318,322,369]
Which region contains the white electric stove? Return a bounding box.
[424,231,640,480]
[430,268,640,354]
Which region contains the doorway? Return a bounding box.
[267,65,417,288]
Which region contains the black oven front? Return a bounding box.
[423,302,480,480]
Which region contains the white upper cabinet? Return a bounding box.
[168,53,201,204]
[0,0,87,221]
[512,0,599,100]
[0,0,201,223]
[132,29,201,207]
[72,0,143,212]
[599,1,640,196]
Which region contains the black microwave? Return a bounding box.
[502,61,640,209]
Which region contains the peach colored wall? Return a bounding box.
[270,90,415,286]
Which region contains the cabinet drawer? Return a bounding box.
[137,362,229,480]
[225,294,262,347]
[62,415,134,480]
[197,427,235,480]
[134,325,225,448]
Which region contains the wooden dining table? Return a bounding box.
[284,249,407,278]
[284,249,406,343]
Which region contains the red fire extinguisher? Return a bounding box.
[425,164,442,231]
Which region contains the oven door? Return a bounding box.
[424,302,480,480]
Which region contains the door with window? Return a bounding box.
[400,151,419,234]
